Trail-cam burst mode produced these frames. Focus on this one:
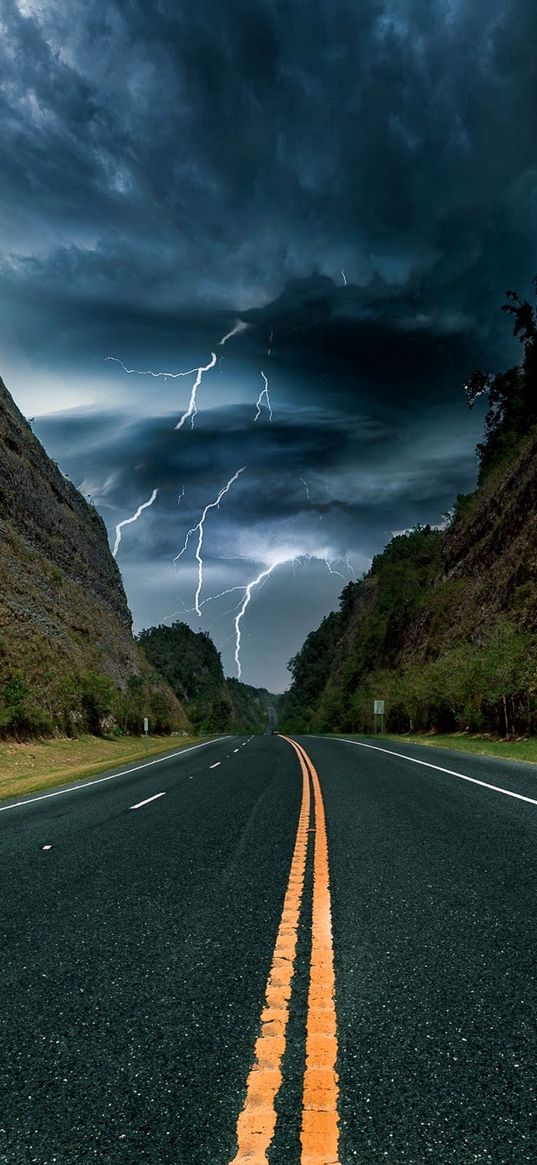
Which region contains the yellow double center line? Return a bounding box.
[229,736,341,1165]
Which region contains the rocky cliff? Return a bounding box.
[281,284,537,738]
[0,375,187,737]
[437,429,537,639]
[280,426,537,737]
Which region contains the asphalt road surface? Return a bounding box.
[1,733,536,1164]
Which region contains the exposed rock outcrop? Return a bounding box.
[0,376,187,736]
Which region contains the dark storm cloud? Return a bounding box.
[31,384,482,689]
[33,395,478,561]
[2,0,536,685]
[34,403,391,517]
[239,273,492,412]
[2,0,536,332]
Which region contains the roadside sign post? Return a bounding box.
[373,699,385,734]
[143,716,149,752]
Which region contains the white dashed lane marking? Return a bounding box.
[0,737,230,814]
[129,792,166,810]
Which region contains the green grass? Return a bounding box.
[0,733,210,801]
[335,732,537,766]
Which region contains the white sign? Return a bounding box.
[143,717,149,734]
[373,700,385,715]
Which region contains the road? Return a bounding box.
[264,703,278,733]
[1,733,536,1164]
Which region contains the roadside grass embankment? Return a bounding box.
[337,732,537,766]
[0,734,209,802]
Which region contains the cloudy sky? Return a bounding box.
[1,0,536,689]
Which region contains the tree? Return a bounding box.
[465,279,537,477]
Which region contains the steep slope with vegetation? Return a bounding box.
[281,284,537,737]
[0,376,188,738]
[138,621,274,732]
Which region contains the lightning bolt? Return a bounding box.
[219,320,248,346]
[267,329,274,357]
[173,468,245,615]
[161,596,190,623]
[199,584,248,609]
[200,550,340,677]
[105,353,217,428]
[192,557,295,676]
[254,371,273,422]
[112,488,158,558]
[170,584,248,621]
[233,562,281,678]
[105,357,203,380]
[300,476,311,503]
[177,486,185,505]
[175,353,217,429]
[341,268,347,286]
[323,554,347,580]
[345,553,356,578]
[169,585,249,644]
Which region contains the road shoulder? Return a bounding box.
[0,733,217,803]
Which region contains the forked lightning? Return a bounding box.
[254,371,273,422]
[105,352,217,429]
[173,469,246,615]
[112,489,158,558]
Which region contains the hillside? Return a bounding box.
[281,286,537,738]
[0,375,188,737]
[138,621,275,733]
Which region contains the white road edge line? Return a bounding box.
[331,738,537,807]
[210,762,221,769]
[130,792,166,810]
[0,737,230,814]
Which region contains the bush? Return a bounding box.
[0,672,54,738]
[343,623,537,738]
[80,671,116,734]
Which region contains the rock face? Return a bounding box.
[0,375,186,736]
[280,426,537,736]
[439,430,537,638]
[0,375,138,676]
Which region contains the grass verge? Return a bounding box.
[0,734,209,802]
[341,732,537,766]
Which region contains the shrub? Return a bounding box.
[80,671,116,734]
